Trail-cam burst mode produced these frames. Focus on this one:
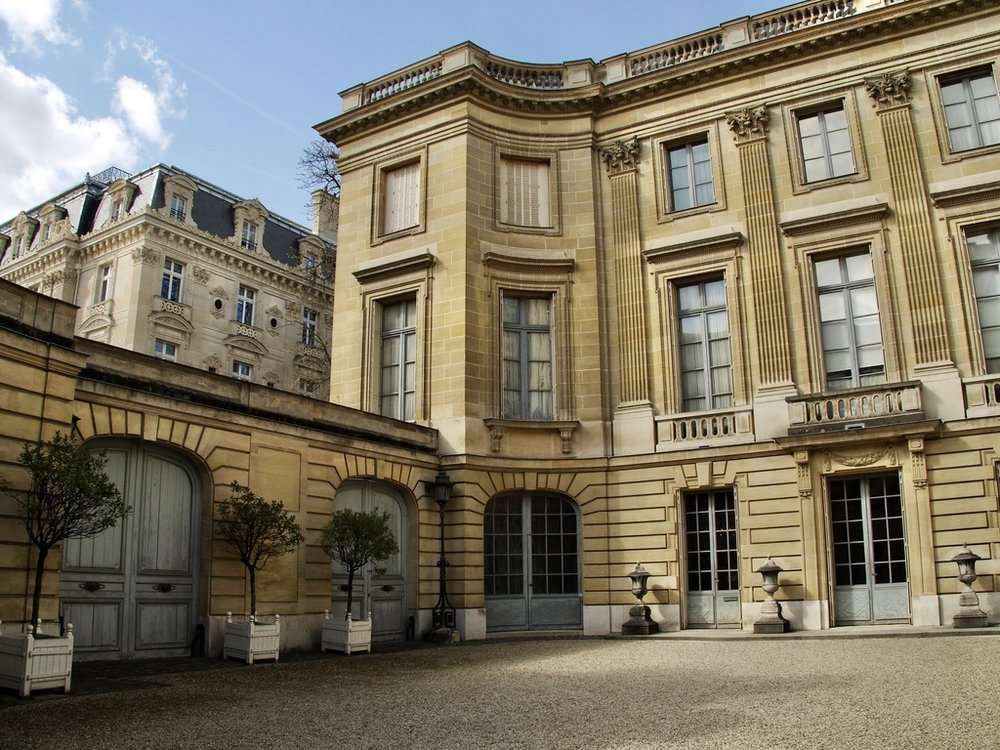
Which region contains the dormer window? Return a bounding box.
[232,199,268,252]
[240,220,258,250]
[162,173,197,227]
[170,194,187,221]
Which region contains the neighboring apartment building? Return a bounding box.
[0,165,336,399]
[316,0,1000,637]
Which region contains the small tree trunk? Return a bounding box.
[30,544,50,630]
[248,565,257,617]
[345,567,356,620]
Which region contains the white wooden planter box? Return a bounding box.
[224,613,280,664]
[0,620,74,697]
[321,612,371,655]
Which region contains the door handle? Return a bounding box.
[381,585,395,592]
[79,581,106,592]
[153,583,176,593]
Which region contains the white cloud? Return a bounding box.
[114,76,168,146]
[0,0,78,53]
[0,28,186,220]
[107,32,185,149]
[0,52,140,219]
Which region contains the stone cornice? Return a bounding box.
[320,0,988,144]
[929,173,1000,208]
[643,230,743,264]
[779,201,891,237]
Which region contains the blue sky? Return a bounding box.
[0,0,780,228]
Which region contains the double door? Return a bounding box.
[830,473,910,624]
[484,494,582,631]
[685,489,740,628]
[59,444,199,660]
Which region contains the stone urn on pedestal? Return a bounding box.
[951,545,989,629]
[622,562,659,635]
[753,556,790,634]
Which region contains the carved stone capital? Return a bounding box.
[599,138,640,173]
[726,105,769,142]
[865,70,911,110]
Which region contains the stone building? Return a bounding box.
[0,165,336,399]
[315,0,1000,637]
[1,0,998,666]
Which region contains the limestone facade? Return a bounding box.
[316,0,1000,635]
[0,165,336,400]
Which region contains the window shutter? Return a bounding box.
[503,159,549,227]
[383,162,420,234]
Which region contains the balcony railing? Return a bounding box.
[787,381,923,434]
[962,374,1000,418]
[341,0,907,111]
[655,406,754,451]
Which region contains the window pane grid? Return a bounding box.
[677,279,732,411]
[160,258,183,302]
[798,105,856,183]
[503,296,554,420]
[942,72,1000,152]
[968,228,1000,373]
[667,140,715,212]
[816,253,884,390]
[380,298,417,421]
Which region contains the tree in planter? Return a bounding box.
[0,432,128,628]
[217,482,304,616]
[320,509,398,619]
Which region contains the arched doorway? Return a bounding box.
[484,493,582,631]
[330,481,408,642]
[59,442,201,660]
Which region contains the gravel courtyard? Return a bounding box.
[2,634,998,750]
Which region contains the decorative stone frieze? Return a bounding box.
[192,266,210,285]
[823,443,897,472]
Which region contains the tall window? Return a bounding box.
[236,285,256,325]
[666,139,715,212]
[161,258,183,302]
[500,158,550,228]
[302,307,318,347]
[967,227,1000,373]
[240,220,258,250]
[97,263,113,302]
[796,104,855,183]
[381,161,420,235]
[940,70,1000,152]
[677,278,732,411]
[170,194,187,221]
[380,298,416,421]
[502,295,553,420]
[111,200,123,220]
[816,252,885,391]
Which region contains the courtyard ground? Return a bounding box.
[2,630,998,749]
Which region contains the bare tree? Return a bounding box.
[298,139,341,196]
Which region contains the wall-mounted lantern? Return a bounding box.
[951,544,989,629]
[622,562,659,635]
[753,556,789,634]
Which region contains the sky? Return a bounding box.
[0,0,781,229]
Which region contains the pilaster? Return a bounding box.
[600,138,654,455]
[726,106,794,394]
[865,71,952,368]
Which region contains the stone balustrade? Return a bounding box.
[655,407,754,451]
[341,0,908,111]
[962,374,1000,418]
[787,381,924,434]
